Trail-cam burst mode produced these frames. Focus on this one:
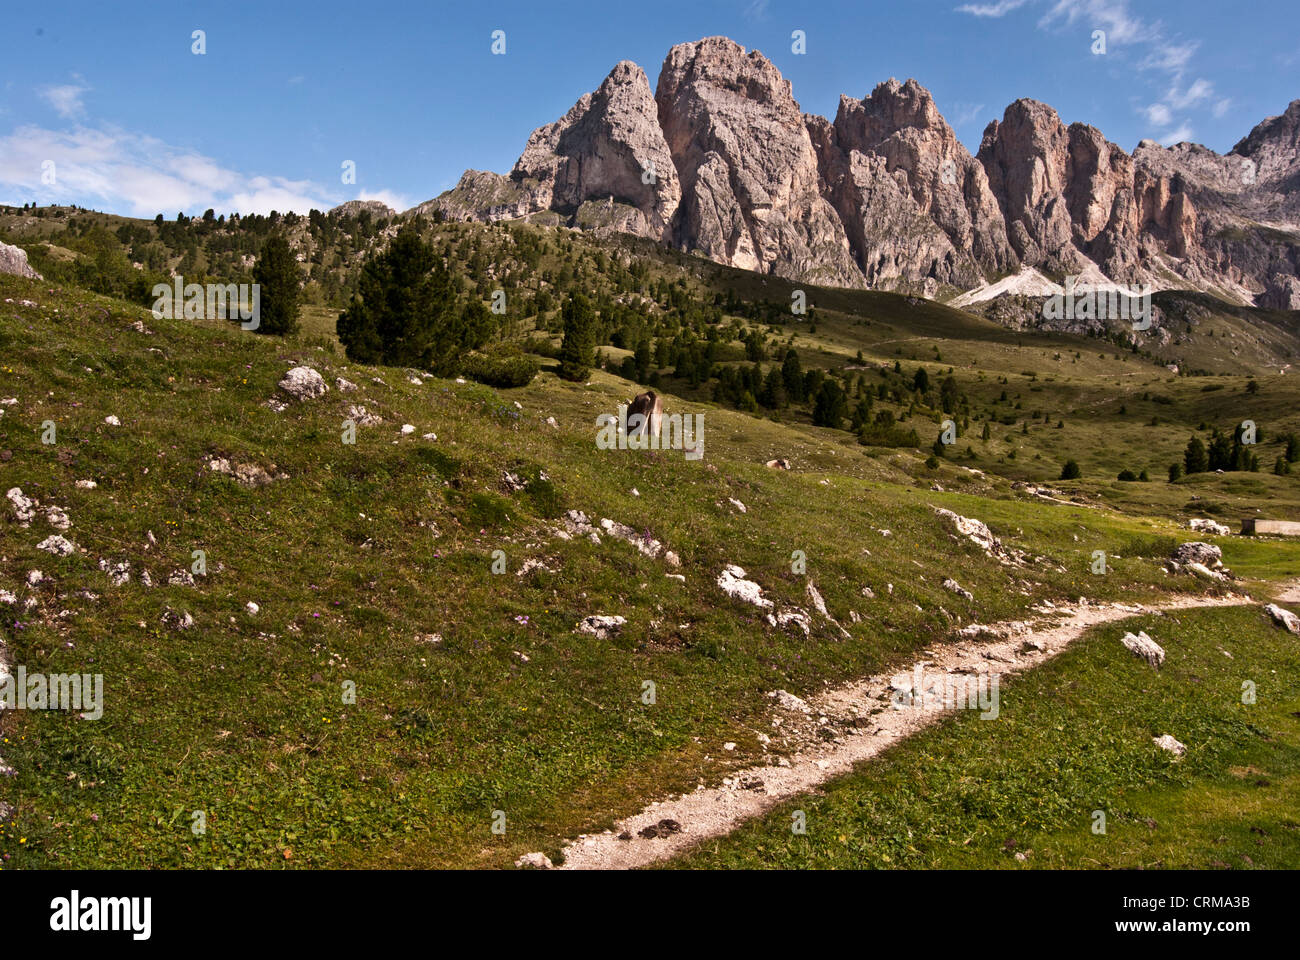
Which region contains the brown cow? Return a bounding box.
[627,390,663,438]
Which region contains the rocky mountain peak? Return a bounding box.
[422,37,1300,308]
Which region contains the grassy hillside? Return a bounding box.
[671,604,1300,870]
[2,220,1298,869]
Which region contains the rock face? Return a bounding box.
[420,36,1300,303]
[515,60,680,241]
[654,38,861,287]
[328,200,395,219]
[0,242,41,280]
[820,79,1014,287]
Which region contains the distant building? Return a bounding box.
[1240,519,1300,536]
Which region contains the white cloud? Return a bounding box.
[40,83,90,119]
[1039,0,1151,46]
[1143,103,1173,127]
[950,101,988,126]
[956,0,1033,16]
[0,123,339,217]
[1140,41,1198,78]
[1159,124,1195,145]
[1165,78,1214,110]
[357,189,410,212]
[1213,98,1232,118]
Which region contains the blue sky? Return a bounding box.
[1,0,1295,218]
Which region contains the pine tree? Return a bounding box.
[1184,435,1209,474]
[337,225,458,369]
[812,380,847,428]
[557,293,595,382]
[253,232,301,336]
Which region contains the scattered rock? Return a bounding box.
[245,601,260,616]
[1153,734,1186,757]
[1121,630,1165,669]
[6,487,37,526]
[36,535,77,557]
[1264,603,1300,635]
[943,578,974,601]
[770,689,811,712]
[717,565,772,609]
[104,415,121,426]
[637,819,681,839]
[278,366,329,401]
[335,377,358,392]
[98,559,130,587]
[501,471,527,493]
[765,458,791,470]
[162,608,195,630]
[576,615,627,640]
[345,405,382,427]
[75,479,97,490]
[1171,541,1222,567]
[515,852,554,869]
[1188,518,1230,536]
[934,507,1023,564]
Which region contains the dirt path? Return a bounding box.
[1275,579,1300,603]
[557,592,1254,870]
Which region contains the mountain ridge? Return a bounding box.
[410,36,1299,309]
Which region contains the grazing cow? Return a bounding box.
[627,390,663,438]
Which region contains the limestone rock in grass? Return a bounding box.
[1121,630,1165,669]
[345,405,382,427]
[0,241,41,279]
[768,607,812,635]
[278,366,328,401]
[75,479,97,490]
[1153,734,1186,756]
[245,601,260,616]
[943,578,974,600]
[558,509,601,544]
[770,689,811,713]
[0,589,16,605]
[501,471,527,493]
[98,559,130,587]
[1186,561,1228,582]
[7,487,37,526]
[26,570,45,586]
[335,377,358,392]
[168,569,196,587]
[717,565,772,609]
[1188,518,1230,536]
[515,852,554,870]
[765,458,791,470]
[104,415,120,426]
[1264,603,1300,635]
[1171,541,1222,567]
[36,535,77,557]
[162,608,195,630]
[44,505,71,530]
[576,615,626,640]
[934,507,1023,564]
[599,517,676,564]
